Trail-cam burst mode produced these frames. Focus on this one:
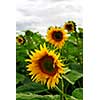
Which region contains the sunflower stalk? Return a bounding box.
[55,86,67,100]
[61,76,65,100]
[55,48,65,100]
[57,48,66,100]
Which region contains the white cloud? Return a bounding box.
[16,0,82,36]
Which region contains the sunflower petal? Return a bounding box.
[47,78,52,89]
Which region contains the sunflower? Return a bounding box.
[26,43,64,89]
[46,26,68,48]
[25,30,33,36]
[16,35,25,45]
[64,21,76,32]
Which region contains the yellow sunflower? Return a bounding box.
[64,21,76,32]
[46,26,68,48]
[26,43,64,89]
[16,35,25,45]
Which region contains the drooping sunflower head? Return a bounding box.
[16,35,25,45]
[25,30,33,36]
[26,43,64,89]
[64,21,76,32]
[46,26,68,48]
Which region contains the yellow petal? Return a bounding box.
[30,51,35,55]
[47,78,52,89]
[51,80,55,88]
[40,44,43,50]
[25,59,32,62]
[29,54,33,59]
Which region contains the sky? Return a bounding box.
[16,0,82,36]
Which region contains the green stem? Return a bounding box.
[56,86,76,100]
[78,80,81,88]
[61,77,64,100]
[55,86,67,100]
[65,82,69,96]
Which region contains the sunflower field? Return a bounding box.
[16,21,83,100]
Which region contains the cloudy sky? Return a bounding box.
[16,0,82,36]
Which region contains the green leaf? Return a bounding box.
[55,86,78,100]
[16,46,27,62]
[16,73,26,84]
[68,35,76,41]
[72,88,83,100]
[31,33,45,43]
[69,63,83,73]
[63,67,71,74]
[66,96,78,100]
[62,70,83,85]
[16,82,48,93]
[62,40,79,58]
[78,27,83,32]
[16,93,60,100]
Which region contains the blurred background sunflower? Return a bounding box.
[16,35,25,45]
[64,21,76,32]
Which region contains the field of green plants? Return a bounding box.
[16,21,83,100]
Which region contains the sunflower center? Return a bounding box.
[18,38,23,43]
[52,31,63,41]
[39,55,57,75]
[65,24,73,31]
[43,59,54,72]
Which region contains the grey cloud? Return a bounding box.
[16,20,37,30]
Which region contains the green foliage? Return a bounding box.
[63,67,71,74]
[69,63,83,73]
[72,88,83,100]
[16,22,83,100]
[16,82,48,93]
[62,70,82,85]
[16,93,60,100]
[16,73,26,84]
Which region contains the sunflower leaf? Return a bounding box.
[72,88,83,100]
[69,63,83,73]
[63,67,71,74]
[16,81,48,93]
[62,70,83,85]
[16,73,26,84]
[16,93,60,100]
